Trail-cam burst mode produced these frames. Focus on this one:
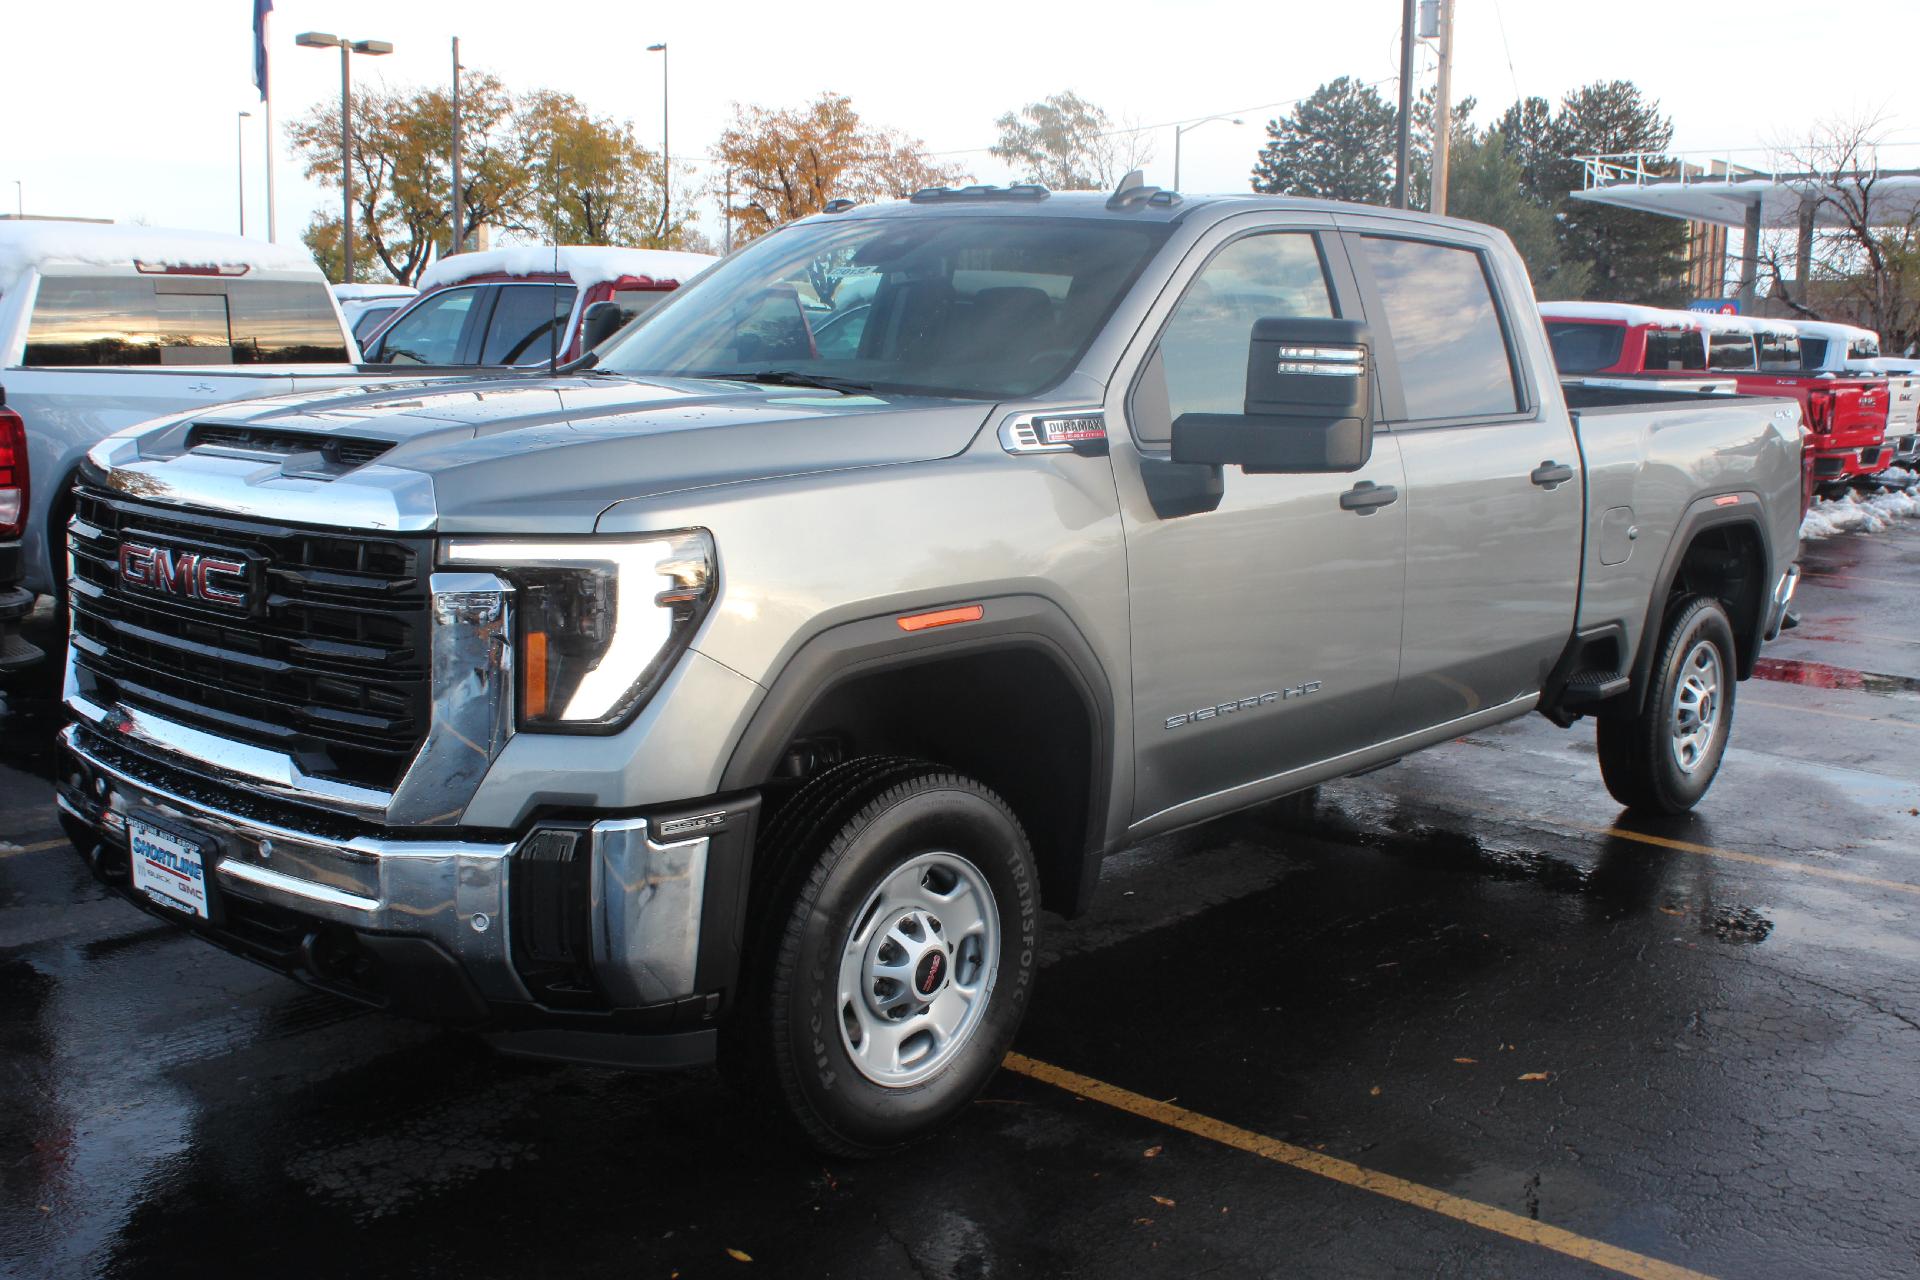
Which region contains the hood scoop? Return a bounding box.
[186,423,395,480]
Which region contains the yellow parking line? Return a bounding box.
[0,837,68,859]
[1587,823,1920,897]
[1743,697,1920,734]
[1002,1053,1720,1280]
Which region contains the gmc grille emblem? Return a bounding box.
[117,541,251,610]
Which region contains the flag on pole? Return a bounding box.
[253,0,273,100]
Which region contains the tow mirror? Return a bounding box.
[1171,318,1374,473]
[580,300,626,352]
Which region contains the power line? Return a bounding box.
[1489,0,1523,104]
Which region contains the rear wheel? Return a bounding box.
[737,762,1039,1156]
[1596,595,1737,814]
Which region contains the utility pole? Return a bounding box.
[1394,0,1415,208]
[1431,0,1456,216]
[451,36,465,255]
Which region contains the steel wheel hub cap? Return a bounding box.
[1669,638,1723,775]
[837,850,999,1088]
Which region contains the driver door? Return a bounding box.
[1110,220,1407,830]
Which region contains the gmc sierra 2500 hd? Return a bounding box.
[57,181,1804,1155]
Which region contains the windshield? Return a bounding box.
[595,215,1171,399]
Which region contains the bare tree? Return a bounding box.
[1760,115,1920,349]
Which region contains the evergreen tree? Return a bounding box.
[1447,127,1592,298]
[1250,77,1397,204]
[1543,81,1689,305]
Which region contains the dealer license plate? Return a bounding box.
[128,818,212,919]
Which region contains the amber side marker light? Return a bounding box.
[897,604,985,633]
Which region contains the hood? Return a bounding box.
[112,374,995,534]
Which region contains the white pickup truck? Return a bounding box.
[0,222,446,625]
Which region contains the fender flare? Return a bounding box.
[717,593,1119,916]
[1626,491,1771,715]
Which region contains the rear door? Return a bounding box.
[1338,222,1582,734]
[1112,215,1407,828]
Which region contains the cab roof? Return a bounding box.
[0,220,321,280]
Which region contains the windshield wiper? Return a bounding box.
[704,369,877,395]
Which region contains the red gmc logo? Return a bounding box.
[117,541,250,610]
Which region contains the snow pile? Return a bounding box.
[416,246,717,292]
[0,221,320,279]
[1800,486,1920,540]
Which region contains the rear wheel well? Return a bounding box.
[758,648,1101,917]
[1668,522,1767,676]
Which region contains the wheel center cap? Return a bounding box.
[913,948,947,997]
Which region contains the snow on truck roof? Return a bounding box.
[1537,301,1702,329]
[1785,318,1878,344]
[0,220,321,280]
[415,245,718,293]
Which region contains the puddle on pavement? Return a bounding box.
[1751,657,1920,700]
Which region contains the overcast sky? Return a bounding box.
[4,0,1916,253]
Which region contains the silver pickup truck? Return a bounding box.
[56,183,1803,1155]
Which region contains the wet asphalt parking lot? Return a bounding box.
[3,518,1918,1280]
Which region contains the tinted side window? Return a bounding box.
[374,287,481,365]
[1644,329,1705,371]
[1757,333,1801,372]
[1708,333,1755,370]
[1359,237,1521,419]
[1157,232,1336,427]
[1545,321,1624,373]
[351,304,403,344]
[480,284,578,365]
[1798,336,1829,369]
[228,281,350,363]
[24,277,162,366]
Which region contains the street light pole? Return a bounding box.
[648,43,668,244]
[1173,116,1244,192]
[296,32,393,283]
[236,111,252,235]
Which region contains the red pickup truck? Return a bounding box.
[1541,303,1889,496]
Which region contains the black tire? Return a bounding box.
[738,762,1039,1157]
[1596,595,1738,814]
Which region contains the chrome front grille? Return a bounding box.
[66,482,432,793]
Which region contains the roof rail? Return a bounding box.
[1106,169,1182,210]
[908,183,1051,204]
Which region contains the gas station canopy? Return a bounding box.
[1567,154,1920,230]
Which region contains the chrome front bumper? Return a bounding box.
[58,723,731,1017]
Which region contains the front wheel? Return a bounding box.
[1596,595,1737,814]
[753,765,1039,1156]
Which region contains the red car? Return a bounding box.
[361,245,717,370]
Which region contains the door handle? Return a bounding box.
[1530,461,1575,490]
[1339,481,1399,513]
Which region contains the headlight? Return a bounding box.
[442,531,715,730]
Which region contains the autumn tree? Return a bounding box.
[292,66,700,283]
[517,90,699,248]
[714,93,966,243]
[990,91,1153,191]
